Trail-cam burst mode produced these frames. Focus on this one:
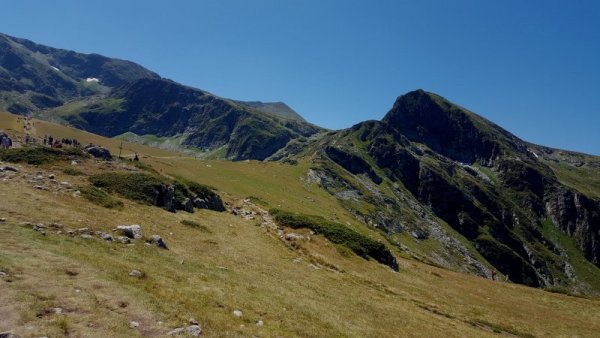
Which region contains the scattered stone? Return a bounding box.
[72,190,81,197]
[187,325,201,336]
[85,145,113,160]
[51,307,63,314]
[48,174,55,179]
[71,160,78,166]
[80,234,93,239]
[285,233,304,241]
[167,327,185,336]
[33,223,46,232]
[189,318,198,325]
[256,320,264,327]
[50,223,64,229]
[100,232,114,241]
[117,224,142,239]
[1,166,18,172]
[128,270,142,278]
[33,185,48,190]
[0,331,19,338]
[233,310,243,318]
[150,234,168,249]
[0,217,5,222]
[77,228,93,235]
[0,271,7,278]
[129,321,139,328]
[117,236,131,244]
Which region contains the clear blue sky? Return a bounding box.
[2,0,599,154]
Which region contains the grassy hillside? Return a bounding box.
[2,112,600,337]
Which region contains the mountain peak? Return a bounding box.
[382,90,519,164]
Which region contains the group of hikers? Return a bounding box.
[43,135,81,148]
[0,133,13,150]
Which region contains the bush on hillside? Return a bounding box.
[0,146,87,165]
[270,209,399,271]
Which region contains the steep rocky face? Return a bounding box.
[284,90,600,291]
[382,90,527,165]
[546,188,600,265]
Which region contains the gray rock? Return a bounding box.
[33,185,48,190]
[1,166,19,172]
[181,198,194,213]
[150,234,168,249]
[77,227,93,235]
[80,234,93,239]
[117,224,142,239]
[128,270,142,278]
[285,233,304,241]
[117,236,131,244]
[256,320,264,327]
[100,232,114,241]
[85,145,113,160]
[129,321,139,328]
[167,327,185,336]
[33,223,46,232]
[50,223,64,229]
[189,318,198,325]
[0,217,6,222]
[48,174,55,179]
[233,310,242,318]
[161,185,176,212]
[0,331,19,338]
[0,271,7,278]
[187,325,201,336]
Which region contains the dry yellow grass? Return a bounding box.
[2,112,600,337]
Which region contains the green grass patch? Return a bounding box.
[180,220,211,233]
[270,209,398,271]
[62,167,85,176]
[0,147,87,165]
[80,186,124,209]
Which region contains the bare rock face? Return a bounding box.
[546,188,600,266]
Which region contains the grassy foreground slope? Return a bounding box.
[2,112,600,337]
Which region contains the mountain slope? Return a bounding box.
[46,78,323,160]
[0,32,323,160]
[233,100,307,122]
[2,111,600,337]
[0,32,160,113]
[276,90,600,293]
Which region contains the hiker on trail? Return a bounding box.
[134,153,139,161]
[48,136,53,146]
[491,271,497,280]
[43,136,47,145]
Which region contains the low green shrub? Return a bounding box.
[89,172,224,212]
[80,186,124,209]
[270,209,399,270]
[89,172,165,205]
[63,168,85,176]
[0,147,86,165]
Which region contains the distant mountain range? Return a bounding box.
[1,32,600,292]
[0,32,322,160]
